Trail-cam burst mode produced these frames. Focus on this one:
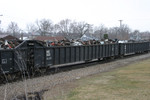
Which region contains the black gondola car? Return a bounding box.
[0,40,150,75]
[0,49,14,74]
[119,42,149,56]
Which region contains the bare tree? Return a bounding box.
[76,21,93,38]
[53,24,60,35]
[26,24,37,35]
[94,25,108,39]
[119,24,131,40]
[69,21,78,33]
[108,27,119,39]
[108,24,130,40]
[36,19,53,36]
[24,18,134,40]
[56,19,93,38]
[140,31,150,40]
[7,22,20,37]
[56,19,72,36]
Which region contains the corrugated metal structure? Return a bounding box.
[119,42,149,55]
[49,44,118,65]
[0,49,14,73]
[0,40,150,74]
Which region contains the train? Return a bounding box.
[0,40,150,77]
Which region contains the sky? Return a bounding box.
[0,0,150,32]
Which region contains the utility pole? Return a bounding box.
[118,20,123,28]
[118,20,123,40]
[0,15,3,24]
[0,14,3,32]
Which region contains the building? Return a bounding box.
[81,34,98,41]
[0,35,19,41]
[33,36,66,42]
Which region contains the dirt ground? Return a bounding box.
[0,53,150,100]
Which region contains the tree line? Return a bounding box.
[0,18,150,41]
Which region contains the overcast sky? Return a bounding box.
[0,0,150,32]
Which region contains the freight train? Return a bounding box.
[0,40,150,77]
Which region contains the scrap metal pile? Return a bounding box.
[0,40,22,49]
[1,38,147,49]
[0,39,118,49]
[46,39,118,47]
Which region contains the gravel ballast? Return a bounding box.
[0,53,150,99]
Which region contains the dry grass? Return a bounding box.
[1,54,150,99]
[55,59,150,100]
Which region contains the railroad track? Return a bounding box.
[0,52,148,86]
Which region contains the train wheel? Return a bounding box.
[10,74,16,81]
[120,55,124,58]
[29,67,37,78]
[40,69,46,76]
[103,57,108,61]
[31,68,46,77]
[111,56,115,60]
[6,74,16,82]
[34,68,42,76]
[16,72,22,80]
[98,58,103,61]
[31,69,36,77]
[0,75,6,84]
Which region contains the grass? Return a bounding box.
[55,59,150,100]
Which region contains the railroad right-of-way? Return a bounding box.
[0,53,150,100]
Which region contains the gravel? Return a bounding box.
[0,53,150,100]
